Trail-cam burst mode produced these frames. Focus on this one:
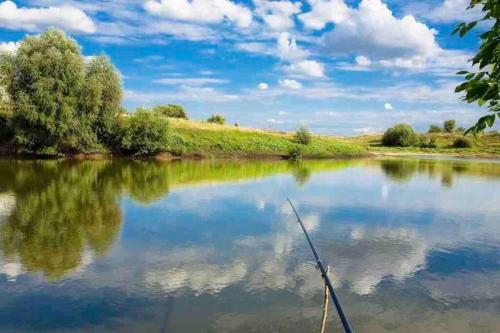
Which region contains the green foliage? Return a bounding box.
[457,126,466,133]
[428,124,442,133]
[287,146,303,160]
[207,114,226,125]
[382,124,416,147]
[153,104,188,119]
[294,126,312,145]
[80,55,123,144]
[119,108,169,155]
[0,29,124,154]
[417,134,437,148]
[443,119,457,133]
[454,0,499,134]
[453,137,473,148]
[1,28,93,153]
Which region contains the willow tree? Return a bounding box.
[1,29,95,153]
[454,0,499,134]
[80,55,123,145]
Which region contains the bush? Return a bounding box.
[382,124,416,147]
[417,134,437,148]
[428,124,442,133]
[456,126,466,133]
[294,126,312,145]
[452,137,472,148]
[443,119,456,133]
[207,114,225,125]
[153,104,188,119]
[119,109,169,155]
[287,146,303,160]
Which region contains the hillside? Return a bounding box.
[164,118,366,159]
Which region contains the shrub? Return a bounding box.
[153,104,188,119]
[417,134,437,148]
[382,124,416,147]
[294,126,312,145]
[452,137,472,148]
[443,119,456,133]
[287,146,303,160]
[207,114,225,125]
[428,124,442,133]
[119,108,169,155]
[456,126,466,133]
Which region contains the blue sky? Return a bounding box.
[0,0,494,134]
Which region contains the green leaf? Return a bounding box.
[456,70,469,75]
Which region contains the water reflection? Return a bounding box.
[0,157,499,332]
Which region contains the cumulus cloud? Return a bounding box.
[0,41,19,53]
[416,0,484,23]
[277,32,309,61]
[299,0,351,30]
[258,82,269,90]
[384,102,394,111]
[286,60,325,78]
[0,0,96,33]
[254,0,302,31]
[279,78,302,90]
[144,0,252,28]
[313,0,440,59]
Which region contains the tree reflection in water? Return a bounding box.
[0,159,352,280]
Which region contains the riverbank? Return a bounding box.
[339,132,500,159]
[0,118,367,159]
[2,120,499,160]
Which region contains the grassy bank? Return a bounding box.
[164,119,366,159]
[341,132,500,158]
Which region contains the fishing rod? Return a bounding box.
[284,194,353,333]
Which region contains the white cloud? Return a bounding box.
[277,32,309,61]
[254,0,302,31]
[279,78,302,90]
[154,77,229,86]
[317,0,440,59]
[417,0,484,23]
[144,0,252,28]
[258,82,269,90]
[0,0,96,33]
[355,55,371,67]
[286,60,325,78]
[0,41,19,53]
[384,102,394,111]
[267,118,284,124]
[299,0,351,30]
[125,85,240,104]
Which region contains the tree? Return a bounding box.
[454,0,499,134]
[153,104,188,119]
[80,55,123,143]
[428,124,442,133]
[294,126,312,145]
[443,119,456,133]
[207,114,225,125]
[1,29,92,153]
[382,124,416,147]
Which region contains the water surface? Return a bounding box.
[0,157,499,332]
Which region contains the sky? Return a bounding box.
[0,0,495,134]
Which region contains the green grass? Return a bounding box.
[165,119,366,158]
[341,132,500,157]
